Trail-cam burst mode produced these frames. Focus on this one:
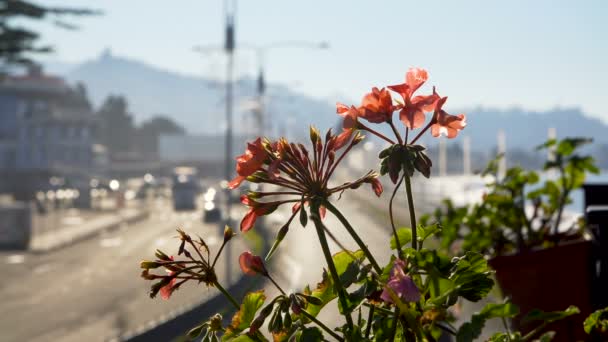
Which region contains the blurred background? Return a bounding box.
[0,1,606,341]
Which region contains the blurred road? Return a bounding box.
[0,196,246,342]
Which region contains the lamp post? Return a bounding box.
[223,0,236,285]
[242,41,329,136]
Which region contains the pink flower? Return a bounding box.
[381,259,420,304]
[358,87,397,123]
[388,68,439,129]
[430,94,466,139]
[160,256,177,300]
[239,251,268,276]
[229,138,268,189]
[239,196,279,232]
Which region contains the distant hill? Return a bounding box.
[50,52,608,150]
[63,50,338,135]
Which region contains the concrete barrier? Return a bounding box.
[0,202,32,249]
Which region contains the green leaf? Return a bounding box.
[536,331,556,342]
[303,250,365,317]
[390,228,412,249]
[224,290,266,338]
[522,305,580,325]
[584,306,608,334]
[295,326,324,342]
[449,252,494,302]
[456,302,519,342]
[303,271,335,317]
[417,224,441,243]
[333,249,365,287]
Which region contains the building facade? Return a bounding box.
[0,66,98,199]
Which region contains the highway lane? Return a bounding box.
[0,196,248,342]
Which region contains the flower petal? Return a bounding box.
[228,175,246,189]
[240,208,258,232]
[399,107,426,129]
[406,67,428,94]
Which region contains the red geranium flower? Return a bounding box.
[228,138,267,189]
[388,68,439,129]
[230,127,382,234]
[358,87,397,123]
[430,93,467,139]
[239,251,268,276]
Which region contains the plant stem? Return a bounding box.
[388,307,400,341]
[300,309,344,341]
[211,241,227,268]
[322,200,382,273]
[310,201,355,334]
[388,120,403,145]
[214,281,240,310]
[390,175,405,257]
[403,176,418,250]
[360,123,396,145]
[501,317,513,342]
[267,274,286,296]
[365,305,375,339]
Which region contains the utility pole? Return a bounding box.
[497,129,507,179]
[224,0,236,285]
[463,135,471,175]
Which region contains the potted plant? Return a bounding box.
[424,137,600,341]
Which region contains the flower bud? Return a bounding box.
[140,260,160,269]
[223,226,235,242]
[239,251,268,276]
[155,249,171,261]
[309,126,320,144]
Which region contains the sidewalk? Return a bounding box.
[29,207,149,253]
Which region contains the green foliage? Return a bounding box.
[457,302,519,342]
[584,306,608,336]
[1,0,99,69]
[303,250,365,317]
[379,144,433,182]
[521,305,580,326]
[223,291,266,339]
[427,137,599,257]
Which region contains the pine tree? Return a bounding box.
[0,0,99,72]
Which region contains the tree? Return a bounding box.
[96,95,135,156]
[0,0,100,72]
[135,115,186,159]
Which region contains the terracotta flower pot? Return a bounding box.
[489,239,594,341]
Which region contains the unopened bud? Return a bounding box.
[309,126,320,143]
[140,260,160,269]
[140,269,156,280]
[224,226,235,242]
[155,249,171,261]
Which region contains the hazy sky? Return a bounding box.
[35,1,608,122]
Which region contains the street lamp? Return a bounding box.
[239,41,329,136]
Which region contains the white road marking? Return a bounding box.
[6,254,25,264]
[100,237,123,248]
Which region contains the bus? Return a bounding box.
[171,167,199,210]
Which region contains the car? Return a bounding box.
[203,201,222,223]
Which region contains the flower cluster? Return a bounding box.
[140,227,234,300]
[337,67,466,144]
[229,127,383,233]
